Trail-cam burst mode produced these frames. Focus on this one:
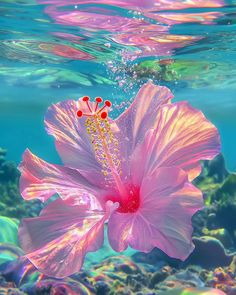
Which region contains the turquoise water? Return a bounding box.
[1,0,236,170]
[1,1,236,294]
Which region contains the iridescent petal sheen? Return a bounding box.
[130,101,221,184]
[115,81,173,175]
[19,198,117,278]
[18,83,221,275]
[44,99,106,185]
[19,149,102,206]
[108,167,203,259]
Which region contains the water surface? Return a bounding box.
[0,0,236,170]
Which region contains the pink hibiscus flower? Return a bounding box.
[18,82,220,278]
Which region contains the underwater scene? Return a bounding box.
[1,0,236,294]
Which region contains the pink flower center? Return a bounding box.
[107,185,140,213]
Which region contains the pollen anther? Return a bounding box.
[96,97,102,103]
[101,112,108,119]
[105,100,112,107]
[77,97,112,119]
[76,96,124,195]
[77,110,83,117]
[82,96,90,102]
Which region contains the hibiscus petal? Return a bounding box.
[115,81,173,172]
[131,101,221,184]
[108,167,203,260]
[19,198,117,278]
[108,213,154,252]
[18,149,102,206]
[44,99,104,185]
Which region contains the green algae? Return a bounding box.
[194,154,229,205]
[0,243,23,264]
[214,173,236,202]
[130,59,236,89]
[0,216,19,245]
[202,228,233,248]
[211,174,236,234]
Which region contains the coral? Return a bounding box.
[149,266,172,288]
[21,279,94,295]
[202,228,233,248]
[190,154,229,238]
[185,236,234,268]
[192,154,236,251]
[206,264,236,295]
[0,149,18,182]
[193,155,236,244]
[194,154,229,203]
[0,148,42,218]
[158,287,226,294]
[154,268,204,292]
[212,174,236,236]
[85,256,145,294]
[0,242,231,295]
[132,235,234,271]
[201,154,228,183]
[132,235,234,270]
[132,247,181,268]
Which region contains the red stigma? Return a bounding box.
[82,96,90,102]
[105,100,112,107]
[118,186,140,213]
[77,110,83,117]
[76,96,112,119]
[96,97,103,103]
[106,185,140,213]
[100,112,108,119]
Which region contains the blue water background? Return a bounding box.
[0,0,236,172]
